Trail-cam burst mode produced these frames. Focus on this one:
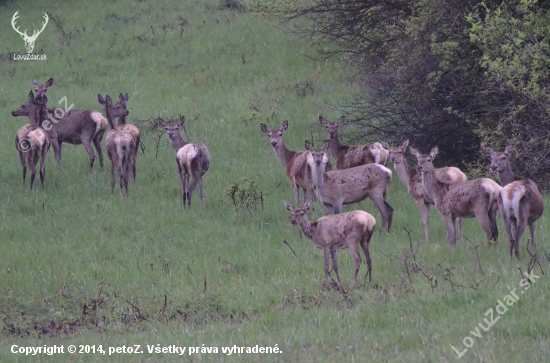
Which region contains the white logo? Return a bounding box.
[11,11,49,54]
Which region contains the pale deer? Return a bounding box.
[20,78,109,171]
[159,117,211,208]
[481,144,544,259]
[111,93,140,181]
[387,140,467,241]
[319,115,390,169]
[285,201,376,289]
[260,121,332,204]
[305,140,394,233]
[412,146,501,249]
[98,94,136,196]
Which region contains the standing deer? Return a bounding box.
[388,140,467,241]
[12,92,50,189]
[305,140,394,233]
[98,94,136,196]
[11,11,48,54]
[285,201,376,289]
[260,121,331,204]
[319,116,389,169]
[412,146,501,249]
[481,144,544,259]
[159,117,211,208]
[19,78,109,171]
[111,93,140,181]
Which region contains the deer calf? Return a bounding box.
[285,201,376,289]
[481,145,544,259]
[412,146,501,249]
[159,117,211,208]
[305,140,394,233]
[388,140,467,241]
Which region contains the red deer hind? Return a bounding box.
[305,140,394,233]
[319,116,389,169]
[285,201,376,289]
[260,121,331,204]
[388,140,467,241]
[98,94,135,196]
[110,93,140,181]
[481,144,544,259]
[412,146,501,249]
[159,117,211,208]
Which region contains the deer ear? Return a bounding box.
[28,91,34,101]
[409,147,421,158]
[157,118,166,127]
[284,201,294,212]
[124,93,129,102]
[481,143,494,157]
[400,140,409,149]
[430,146,439,158]
[46,78,53,87]
[32,79,38,87]
[381,141,390,150]
[319,115,327,125]
[105,95,112,104]
[178,116,186,126]
[322,139,330,150]
[98,94,105,105]
[260,123,269,134]
[304,201,311,211]
[281,120,289,131]
[337,116,346,125]
[504,145,515,157]
[305,140,313,151]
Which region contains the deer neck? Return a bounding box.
[104,108,117,130]
[298,219,316,240]
[274,141,296,168]
[498,163,516,185]
[116,115,128,127]
[421,167,444,203]
[328,132,347,158]
[393,158,417,190]
[170,132,187,151]
[310,159,327,192]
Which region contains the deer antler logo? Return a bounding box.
[11,11,49,54]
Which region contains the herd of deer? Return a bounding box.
[9,78,544,289]
[261,117,544,288]
[11,78,210,206]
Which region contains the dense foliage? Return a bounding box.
[251,0,550,187]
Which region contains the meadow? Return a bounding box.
[0,0,549,362]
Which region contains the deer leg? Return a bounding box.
[514,211,528,261]
[177,163,186,207]
[371,194,390,234]
[132,135,140,181]
[359,230,373,284]
[92,134,105,168]
[443,215,457,249]
[20,150,27,184]
[347,244,362,290]
[39,147,47,188]
[27,154,37,190]
[489,203,499,243]
[330,248,341,285]
[323,249,331,283]
[110,160,116,195]
[198,178,205,207]
[51,139,61,167]
[528,222,537,256]
[416,200,430,242]
[82,139,96,172]
[474,208,493,246]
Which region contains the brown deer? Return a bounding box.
[159,117,211,208]
[319,116,390,169]
[20,78,109,171]
[98,94,136,196]
[481,144,544,259]
[110,93,140,181]
[305,140,394,233]
[285,201,376,289]
[388,140,467,241]
[12,92,50,189]
[412,146,501,249]
[260,121,332,204]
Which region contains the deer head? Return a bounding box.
[32,78,53,99]
[12,11,49,54]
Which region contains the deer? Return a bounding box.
[98,94,136,197]
[260,121,332,204]
[481,144,544,260]
[159,117,211,208]
[110,93,140,181]
[387,140,467,241]
[12,91,50,189]
[305,140,394,233]
[411,146,502,249]
[285,201,376,289]
[11,11,48,54]
[319,115,390,169]
[16,78,109,172]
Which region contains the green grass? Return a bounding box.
[1,1,549,362]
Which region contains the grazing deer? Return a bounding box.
[98,94,136,196]
[412,146,501,249]
[305,140,394,233]
[159,117,211,208]
[481,144,544,259]
[12,92,50,189]
[319,116,389,169]
[388,140,467,241]
[21,78,109,171]
[260,121,332,204]
[110,93,140,181]
[285,201,376,289]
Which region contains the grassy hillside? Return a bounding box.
[0,1,549,362]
